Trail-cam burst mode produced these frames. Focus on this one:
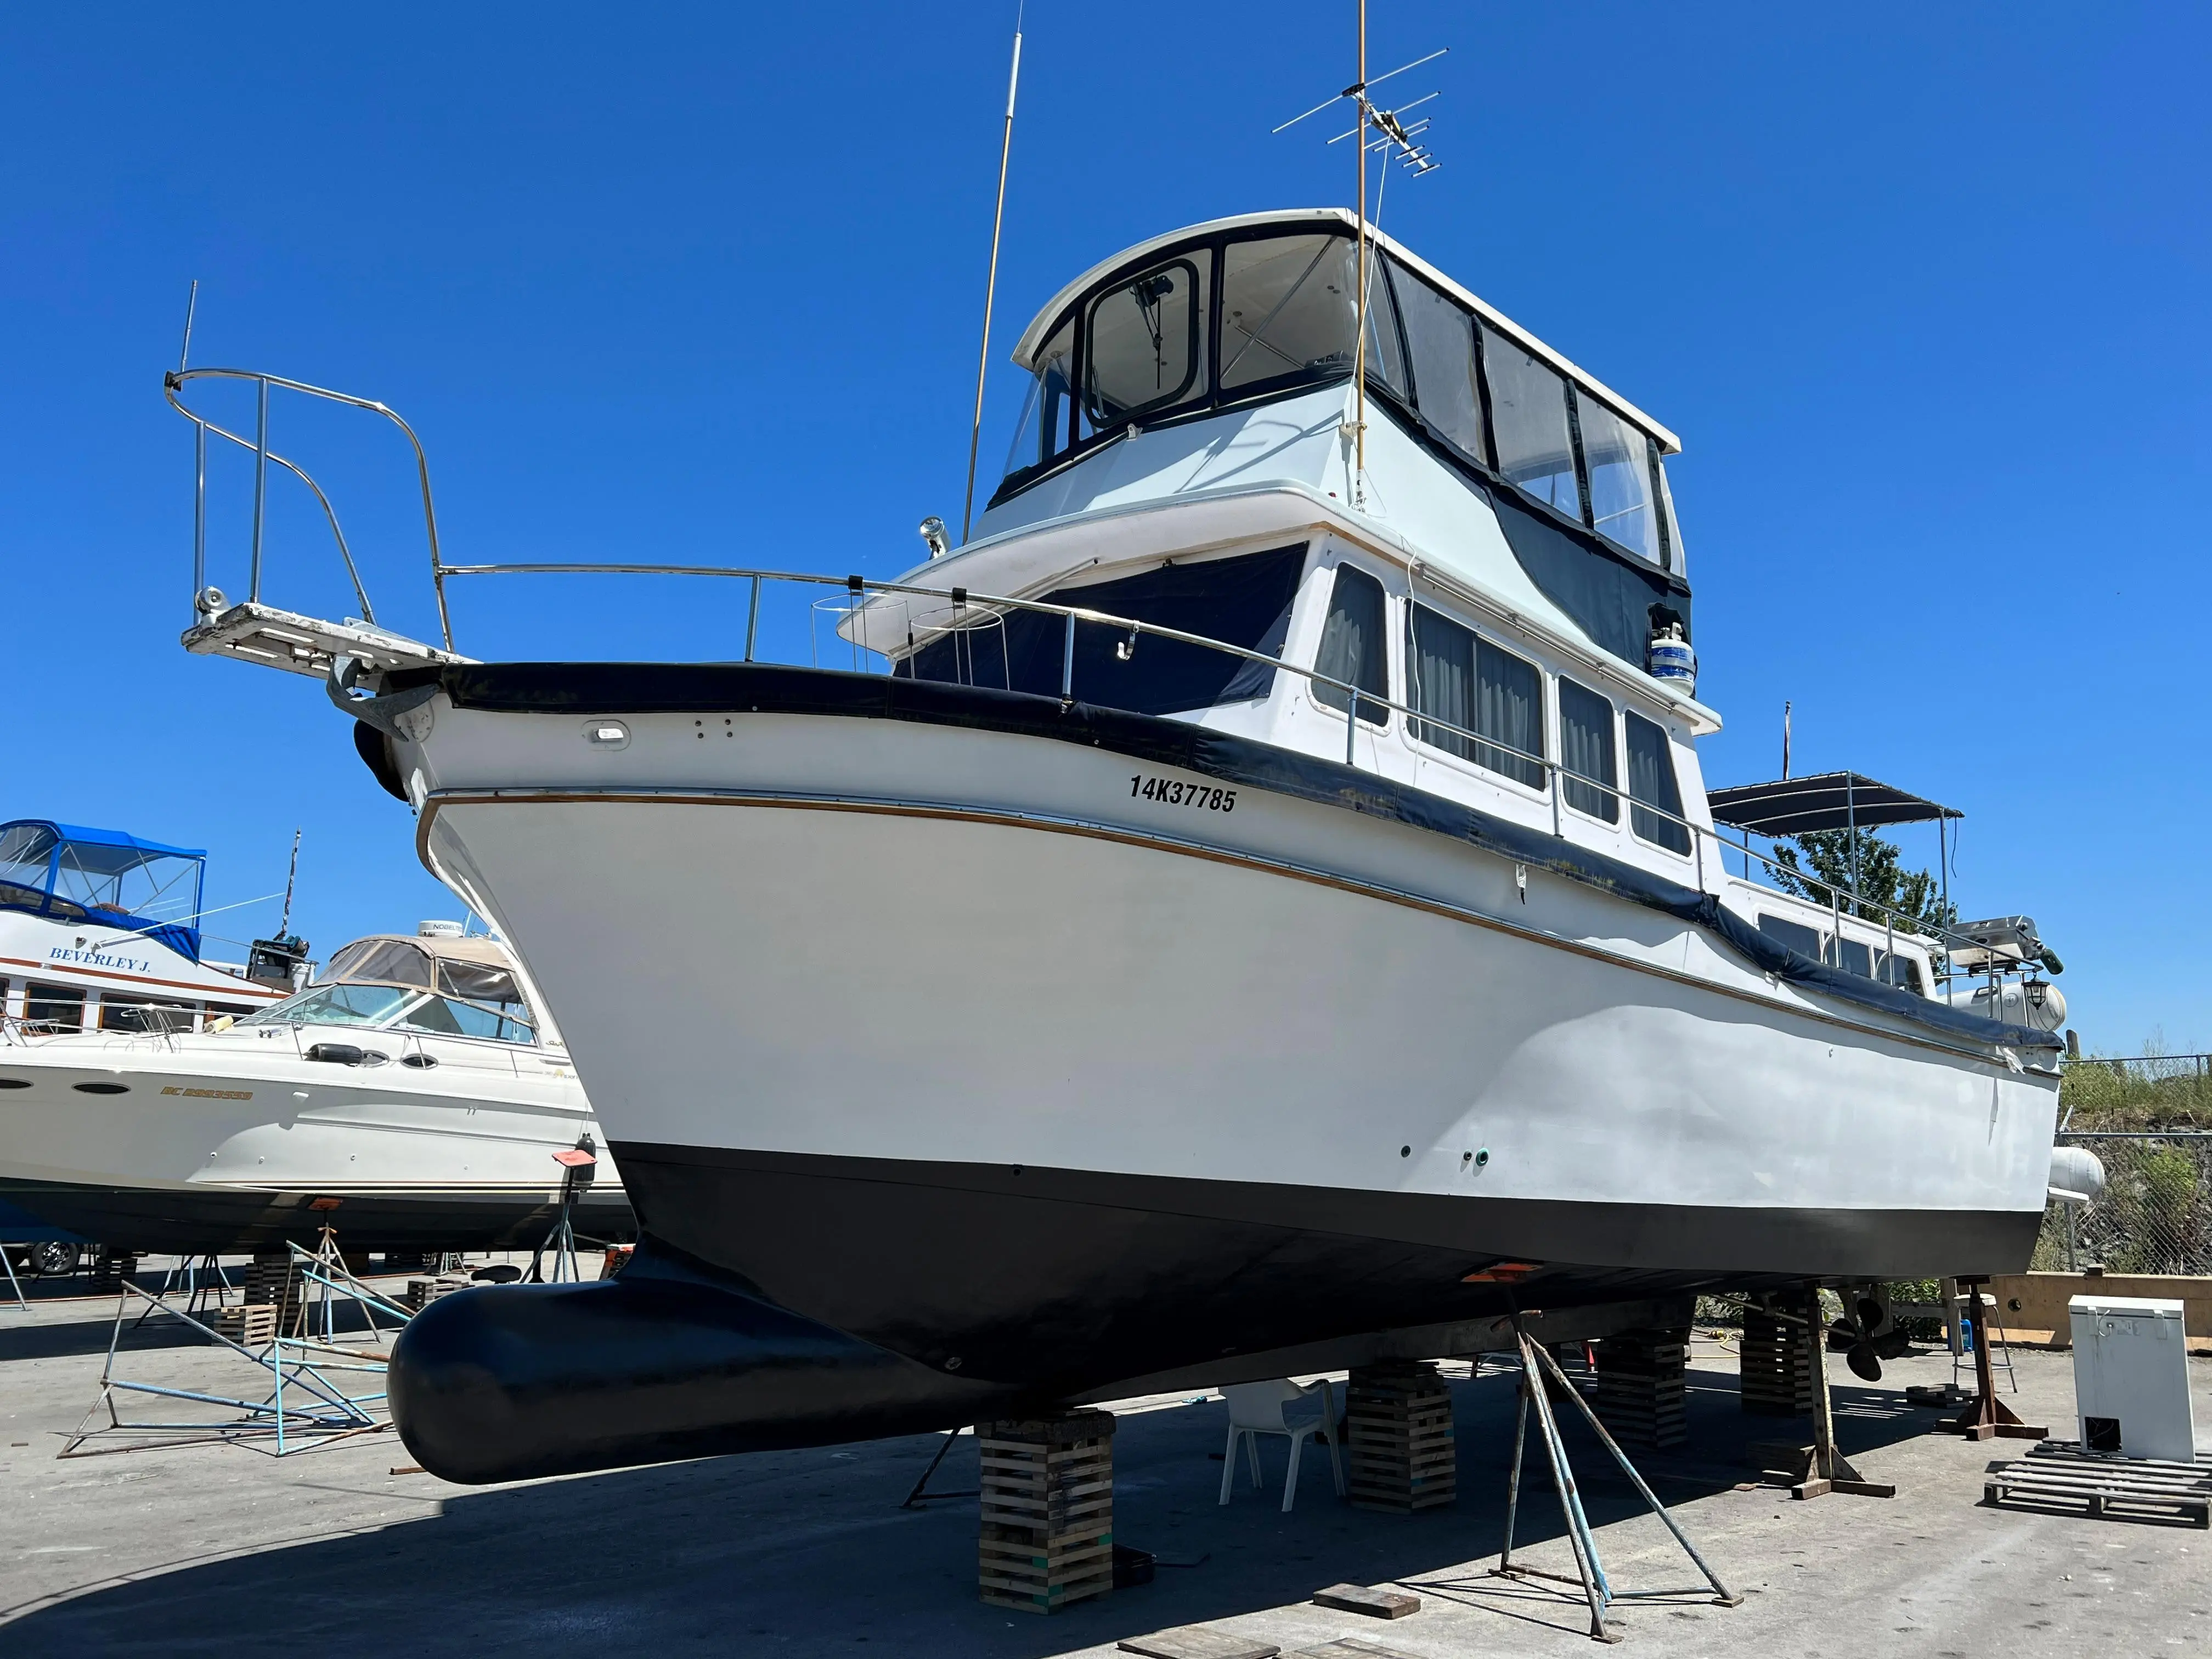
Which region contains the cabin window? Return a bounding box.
[1878,953,1926,995]
[1557,679,1620,822]
[1392,264,1488,465]
[24,982,84,1031]
[1003,317,1075,474]
[1081,256,1207,435]
[1405,605,1545,787]
[99,998,190,1034]
[1313,565,1389,724]
[1482,326,1581,519]
[1758,913,1821,958]
[899,546,1305,718]
[1577,395,1663,566]
[1624,711,1690,854]
[1827,936,1874,978]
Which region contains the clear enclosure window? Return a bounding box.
[1082,256,1206,433]
[1003,317,1074,477]
[1391,263,1487,464]
[252,983,417,1028]
[397,995,536,1045]
[1577,396,1662,564]
[1313,563,1389,724]
[1222,235,1356,392]
[898,546,1306,718]
[1482,326,1581,518]
[1557,678,1619,822]
[1624,711,1691,854]
[325,938,434,988]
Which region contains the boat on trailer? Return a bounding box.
[172,208,2066,1482]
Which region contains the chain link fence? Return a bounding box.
[2035,1131,2212,1274]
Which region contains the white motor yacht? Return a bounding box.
[175,208,2066,1481]
[0,922,631,1253]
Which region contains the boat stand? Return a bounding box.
[899,1425,980,1508]
[134,1253,233,1329]
[59,1239,415,1458]
[1,1244,28,1312]
[1492,1327,1740,1644]
[1791,1283,1896,1499]
[1944,1276,2048,1441]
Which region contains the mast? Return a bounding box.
[278,827,301,938]
[1351,0,1368,507]
[961,12,1025,544]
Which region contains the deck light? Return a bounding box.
[918,516,951,560]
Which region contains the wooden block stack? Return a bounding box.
[245,1251,307,1334]
[1739,1307,1816,1417]
[1592,1327,1688,1449]
[85,1250,142,1294]
[207,1303,279,1347]
[1345,1361,1457,1511]
[407,1274,472,1312]
[977,1410,1116,1614]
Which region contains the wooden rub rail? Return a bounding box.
[1984,1442,2212,1528]
[978,1411,1116,1613]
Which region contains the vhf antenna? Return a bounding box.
[1274,10,1446,509]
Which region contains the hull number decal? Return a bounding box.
[161,1086,255,1101]
[1131,775,1235,812]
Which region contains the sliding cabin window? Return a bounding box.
[1080,256,1208,438]
[898,546,1305,718]
[1623,711,1691,855]
[24,981,84,1032]
[1556,678,1620,822]
[1313,565,1389,725]
[1405,605,1547,789]
[1391,264,1489,466]
[1757,913,1822,960]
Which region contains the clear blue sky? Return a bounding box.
[1,5,2203,1053]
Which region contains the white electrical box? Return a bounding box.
[2069,1295,2197,1463]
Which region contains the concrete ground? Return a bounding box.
[2,1270,2209,1657]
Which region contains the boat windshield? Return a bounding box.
[242,935,539,1045]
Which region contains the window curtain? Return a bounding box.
[1557,679,1619,822]
[1475,641,1545,789]
[1407,605,1474,758]
[1314,565,1387,724]
[1625,712,1691,853]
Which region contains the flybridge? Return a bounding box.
[0,820,207,962]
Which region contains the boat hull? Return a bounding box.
[393,679,2059,1430]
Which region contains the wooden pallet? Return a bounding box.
[244,1252,307,1333]
[1739,1310,1816,1416]
[407,1274,472,1312]
[1984,1442,2212,1528]
[1345,1363,1455,1511]
[206,1304,278,1347]
[978,1412,1116,1613]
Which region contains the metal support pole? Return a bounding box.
[1516,1331,1612,1641]
[249,377,269,601]
[1346,691,1359,766]
[191,419,207,619]
[1499,1373,1530,1571]
[1061,610,1076,698]
[744,574,761,662]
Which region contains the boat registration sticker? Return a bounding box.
[1130,775,1236,812]
[161,1086,254,1100]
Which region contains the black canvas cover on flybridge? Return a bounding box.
[371,660,2059,1055]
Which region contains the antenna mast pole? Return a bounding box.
[961,13,1025,545]
[1351,0,1368,507]
[279,828,301,937]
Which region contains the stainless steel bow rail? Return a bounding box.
[167,367,2014,988]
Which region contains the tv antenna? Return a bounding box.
[1274,8,1445,508]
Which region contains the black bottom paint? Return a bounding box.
[0,1175,636,1256]
[382,1139,2040,1482]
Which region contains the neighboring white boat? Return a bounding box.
[174,208,2065,1480]
[0,922,633,1254]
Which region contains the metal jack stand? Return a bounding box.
[1,1245,28,1312]
[529,1138,598,1284]
[899,1425,980,1508]
[1493,1327,1740,1644]
[1944,1276,2047,1441]
[60,1238,414,1458]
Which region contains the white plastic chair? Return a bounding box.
[1218,1378,1345,1512]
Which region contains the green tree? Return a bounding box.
[1771,828,1954,934]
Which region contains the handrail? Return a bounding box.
[163,367,451,648]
